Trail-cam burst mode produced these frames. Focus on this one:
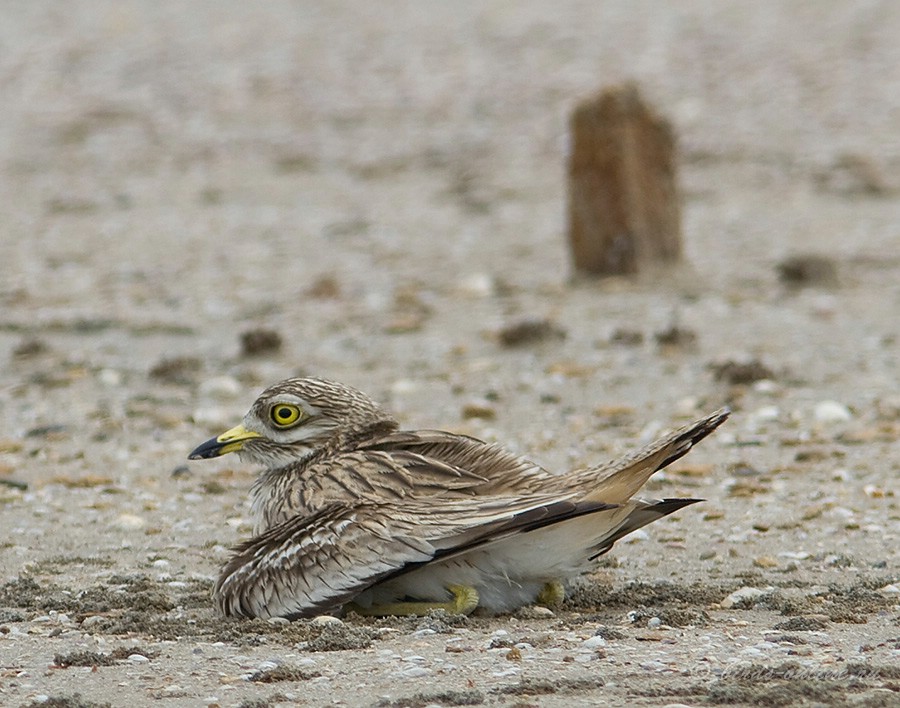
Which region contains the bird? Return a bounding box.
[189,377,728,620]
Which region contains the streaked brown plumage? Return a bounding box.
[189,377,729,619]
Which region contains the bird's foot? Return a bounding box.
[346,584,479,617]
[536,580,565,607]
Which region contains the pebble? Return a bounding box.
[529,606,555,618]
[191,407,232,428]
[814,400,852,423]
[390,379,418,396]
[199,376,242,400]
[720,586,772,609]
[98,369,122,387]
[832,468,852,482]
[310,615,343,626]
[256,661,278,671]
[457,272,496,298]
[461,400,496,420]
[750,405,780,423]
[127,653,150,663]
[752,380,778,394]
[878,584,900,595]
[267,616,290,625]
[81,616,105,629]
[395,666,430,679]
[647,617,662,629]
[582,635,607,649]
[623,529,649,543]
[113,513,146,530]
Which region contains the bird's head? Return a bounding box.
[189,377,397,466]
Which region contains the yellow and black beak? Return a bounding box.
[189,424,262,460]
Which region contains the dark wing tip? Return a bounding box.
[657,407,730,472]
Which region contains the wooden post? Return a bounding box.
[567,83,682,276]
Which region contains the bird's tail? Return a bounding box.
[579,408,730,505]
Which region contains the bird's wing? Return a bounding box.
[215,494,614,620]
[292,442,542,508]
[577,408,730,505]
[361,429,552,493]
[586,497,703,560]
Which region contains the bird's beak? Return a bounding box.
[189,424,262,460]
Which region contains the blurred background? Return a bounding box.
[2,0,900,463]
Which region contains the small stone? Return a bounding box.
[814,400,852,423]
[878,584,900,595]
[777,254,839,287]
[529,606,555,619]
[496,318,566,348]
[310,615,343,626]
[199,376,242,400]
[306,275,341,299]
[711,359,775,385]
[149,356,202,384]
[721,586,771,609]
[753,556,779,568]
[127,653,150,663]
[647,617,662,629]
[654,325,697,349]
[457,273,496,298]
[609,328,644,346]
[752,379,778,394]
[171,465,191,479]
[98,369,122,387]
[113,513,146,530]
[461,401,496,420]
[751,405,780,423]
[582,635,607,650]
[623,529,649,543]
[267,617,290,626]
[191,407,231,428]
[240,328,283,357]
[640,660,668,672]
[13,338,50,359]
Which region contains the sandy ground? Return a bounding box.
[1,2,899,706]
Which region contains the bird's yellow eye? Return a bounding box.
[270,403,302,428]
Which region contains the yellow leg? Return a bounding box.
[536,580,565,607]
[347,584,479,617]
